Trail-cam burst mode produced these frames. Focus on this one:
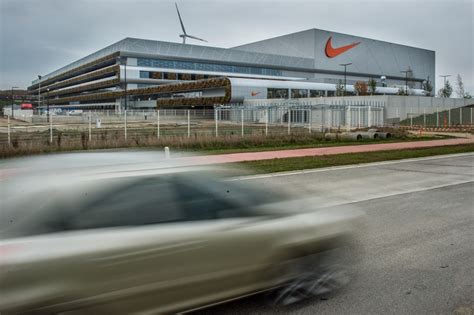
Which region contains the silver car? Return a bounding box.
[0,152,362,314]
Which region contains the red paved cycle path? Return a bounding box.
[177,138,474,165]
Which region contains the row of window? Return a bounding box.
[137,58,282,76]
[140,71,219,81]
[267,88,337,99]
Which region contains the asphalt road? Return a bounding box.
[195,153,474,315]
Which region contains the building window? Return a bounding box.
[139,71,150,78]
[137,58,282,77]
[267,88,289,99]
[310,90,325,97]
[291,89,308,99]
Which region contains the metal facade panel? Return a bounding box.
[234,28,435,81]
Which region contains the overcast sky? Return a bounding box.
[1,0,472,95]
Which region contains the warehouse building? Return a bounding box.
[28,28,435,110]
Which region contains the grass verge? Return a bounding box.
[238,144,474,174]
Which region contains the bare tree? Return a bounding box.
[456,74,465,98]
[353,81,368,96]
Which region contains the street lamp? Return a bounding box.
[117,56,127,110]
[38,75,43,109]
[400,69,412,96]
[46,88,50,122]
[11,86,19,117]
[339,63,352,96]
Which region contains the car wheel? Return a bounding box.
[268,252,349,306]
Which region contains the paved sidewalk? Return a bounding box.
[178,138,474,165]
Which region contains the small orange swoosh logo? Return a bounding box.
[251,91,260,96]
[325,36,360,58]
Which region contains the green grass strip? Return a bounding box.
[238,144,474,174]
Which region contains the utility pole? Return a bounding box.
[117,56,127,111]
[46,88,50,122]
[37,75,42,109]
[11,86,18,118]
[339,63,352,96]
[400,69,411,95]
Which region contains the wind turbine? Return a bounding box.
[175,3,207,44]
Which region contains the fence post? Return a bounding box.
[124,109,128,141]
[471,107,473,126]
[49,112,53,144]
[346,106,351,131]
[423,108,426,127]
[448,108,451,127]
[241,109,244,137]
[358,106,361,129]
[88,111,92,141]
[368,106,372,127]
[308,109,312,134]
[436,108,439,127]
[459,107,462,126]
[287,108,291,135]
[7,115,10,146]
[157,109,160,140]
[215,108,218,137]
[265,108,269,136]
[410,113,413,128]
[187,109,190,138]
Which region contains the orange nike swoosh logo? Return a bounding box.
[251,91,260,96]
[325,36,360,58]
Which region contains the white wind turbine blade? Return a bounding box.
[175,3,187,35]
[185,34,208,42]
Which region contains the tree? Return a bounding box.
[398,87,406,96]
[368,78,377,95]
[336,80,345,96]
[456,74,465,98]
[464,92,472,99]
[353,81,368,96]
[422,79,433,96]
[438,79,453,98]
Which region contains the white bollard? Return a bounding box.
[164,146,170,159]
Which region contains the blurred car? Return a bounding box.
[0,153,363,314]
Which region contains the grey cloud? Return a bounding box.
[0,0,472,94]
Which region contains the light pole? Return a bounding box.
[46,88,50,122]
[339,63,352,96]
[38,75,42,109]
[117,56,127,111]
[11,86,19,117]
[439,74,451,97]
[400,70,411,96]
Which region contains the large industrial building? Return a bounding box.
[28,28,435,110]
